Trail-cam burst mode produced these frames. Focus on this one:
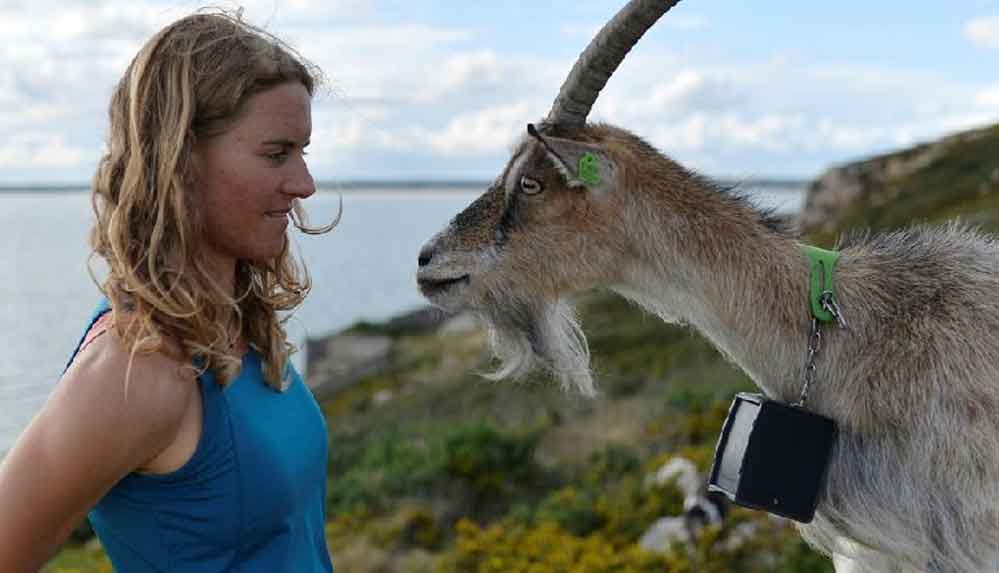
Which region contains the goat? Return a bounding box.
[416,0,999,570]
[640,457,732,554]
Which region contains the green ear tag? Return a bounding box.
[578,153,601,186]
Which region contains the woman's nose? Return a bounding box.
[284,161,316,199]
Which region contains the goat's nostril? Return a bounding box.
[418,245,434,267]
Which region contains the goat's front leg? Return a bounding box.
[833,551,915,573]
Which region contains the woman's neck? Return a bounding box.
[201,248,237,298]
[199,248,250,355]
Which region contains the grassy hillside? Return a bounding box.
[803,123,999,245]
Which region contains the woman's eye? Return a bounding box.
[520,176,543,195]
[266,150,289,162]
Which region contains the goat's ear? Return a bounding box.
[529,127,617,195]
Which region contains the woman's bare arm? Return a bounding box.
[0,330,197,572]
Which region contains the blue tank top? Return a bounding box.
[65,300,335,572]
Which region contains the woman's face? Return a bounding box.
[193,81,315,270]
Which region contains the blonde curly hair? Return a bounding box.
[90,10,334,390]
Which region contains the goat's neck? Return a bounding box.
[614,191,813,402]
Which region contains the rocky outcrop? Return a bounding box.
[798,123,999,238]
[306,334,394,402]
[305,306,473,401]
[380,306,455,336]
[639,457,730,553]
[799,141,943,235]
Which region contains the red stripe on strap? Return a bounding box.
[79,312,113,355]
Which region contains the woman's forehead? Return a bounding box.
[236,82,312,141]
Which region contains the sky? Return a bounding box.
[1,0,998,184]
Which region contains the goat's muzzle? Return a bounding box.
[416,238,475,308]
[417,274,470,298]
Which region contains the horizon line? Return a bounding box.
[0,175,812,192]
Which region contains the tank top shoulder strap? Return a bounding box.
[64,298,113,374]
[79,312,113,355]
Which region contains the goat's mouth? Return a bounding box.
[417,274,471,299]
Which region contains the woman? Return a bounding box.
[0,10,336,572]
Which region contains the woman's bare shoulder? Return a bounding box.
[0,315,201,568]
[63,315,198,433]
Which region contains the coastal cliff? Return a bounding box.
[799,123,999,243]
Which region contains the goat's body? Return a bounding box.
[807,227,999,572]
[616,173,999,570]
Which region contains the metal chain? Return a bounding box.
[795,292,846,408]
[795,318,822,407]
[821,291,847,329]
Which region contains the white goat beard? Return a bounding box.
[477,297,596,397]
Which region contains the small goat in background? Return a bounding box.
[417,0,999,570]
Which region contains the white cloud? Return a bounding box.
[310,47,999,176]
[286,24,477,103]
[976,85,999,109]
[652,114,708,151]
[597,69,740,124]
[558,23,604,41]
[561,14,708,39]
[433,51,505,98]
[721,113,804,150]
[2,1,998,182]
[0,101,70,132]
[650,112,805,154]
[311,100,534,160]
[964,16,999,49]
[422,102,531,156]
[815,120,888,151]
[663,15,709,32]
[311,106,385,151]
[245,0,376,25]
[0,133,88,169]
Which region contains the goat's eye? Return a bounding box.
[519,176,544,195]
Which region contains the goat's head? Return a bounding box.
[417,0,683,396]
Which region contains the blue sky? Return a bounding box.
[2,0,998,184]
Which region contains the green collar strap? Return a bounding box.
[800,245,840,323]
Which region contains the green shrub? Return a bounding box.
[46,542,112,573]
[328,428,447,513]
[328,421,558,522]
[435,519,667,573]
[535,486,604,536]
[581,445,641,486]
[444,423,540,491]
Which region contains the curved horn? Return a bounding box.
[547,0,682,128]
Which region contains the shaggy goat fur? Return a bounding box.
[418,123,999,571]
